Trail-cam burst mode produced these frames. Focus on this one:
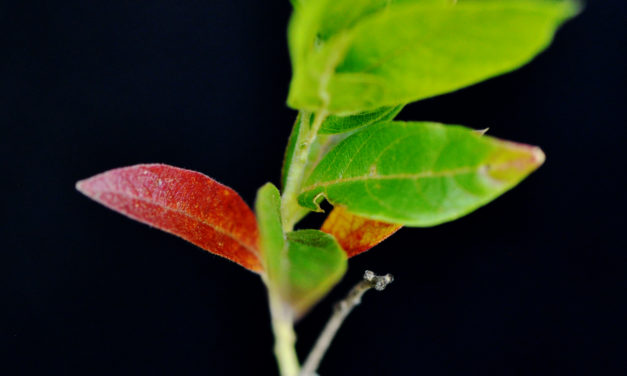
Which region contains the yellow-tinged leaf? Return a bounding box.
[322,206,401,257]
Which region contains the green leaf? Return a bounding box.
[298,121,545,227]
[319,105,403,134]
[285,230,347,316]
[255,184,346,316]
[255,183,285,285]
[282,105,402,191]
[288,0,579,113]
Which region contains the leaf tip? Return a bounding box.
[75,177,94,197]
[514,144,546,170]
[566,0,585,18]
[485,142,545,183]
[75,179,85,193]
[531,146,546,167]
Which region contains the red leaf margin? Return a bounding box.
[76,164,262,272]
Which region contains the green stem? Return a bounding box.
[270,19,341,369]
[271,109,327,374]
[269,291,300,376]
[281,110,328,232]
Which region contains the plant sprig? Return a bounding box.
[76,1,579,375]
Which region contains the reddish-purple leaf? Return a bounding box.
[76,164,262,272]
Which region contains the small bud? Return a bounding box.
[363,270,375,282]
[363,270,394,291]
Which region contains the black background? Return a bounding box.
[2,1,625,375]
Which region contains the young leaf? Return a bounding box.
[76,164,262,272]
[319,105,403,134]
[288,0,580,112]
[255,184,346,315]
[255,183,286,284]
[285,230,347,317]
[322,206,402,257]
[298,122,545,227]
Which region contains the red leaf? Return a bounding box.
[76,164,262,272]
[321,206,401,258]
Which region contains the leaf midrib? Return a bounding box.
[297,154,539,194]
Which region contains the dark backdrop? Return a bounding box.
[2,1,625,375]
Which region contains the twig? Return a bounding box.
[300,271,394,376]
[268,284,300,376]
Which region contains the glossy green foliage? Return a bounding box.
[256,183,347,316]
[298,121,545,226]
[287,0,579,113]
[285,230,347,316]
